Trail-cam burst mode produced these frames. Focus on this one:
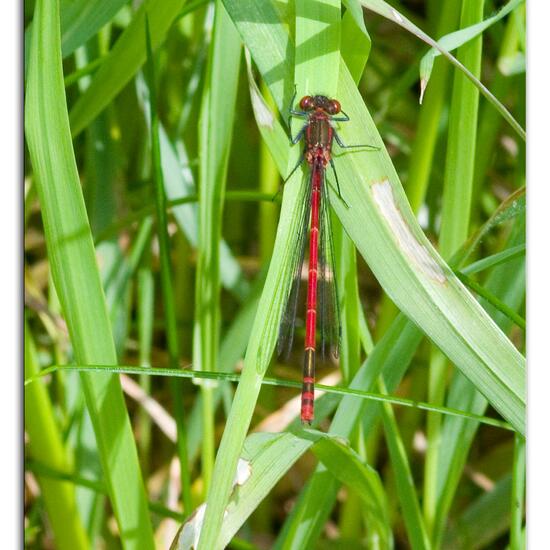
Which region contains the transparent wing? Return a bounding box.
[318,171,341,361]
[277,173,312,358]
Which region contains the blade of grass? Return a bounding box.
[137,243,155,475]
[442,475,512,549]
[24,0,155,546]
[197,4,342,546]
[424,0,485,539]
[194,0,242,495]
[60,0,128,57]
[358,0,525,141]
[24,363,515,431]
[144,16,192,514]
[439,0,484,258]
[226,0,526,433]
[172,431,390,549]
[420,0,524,86]
[69,0,185,136]
[406,0,460,214]
[341,0,371,81]
[24,323,89,550]
[454,270,525,330]
[432,217,525,547]
[460,244,525,275]
[510,433,526,548]
[379,378,431,550]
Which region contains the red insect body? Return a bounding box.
[300,103,337,424]
[279,94,358,425]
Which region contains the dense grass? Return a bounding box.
[24,1,525,549]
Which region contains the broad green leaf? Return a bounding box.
[341,4,371,82]
[24,0,155,547]
[172,431,390,549]
[198,2,525,546]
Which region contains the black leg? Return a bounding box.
[331,110,350,122]
[329,158,349,209]
[333,130,379,150]
[290,124,307,145]
[283,153,306,185]
[287,86,298,130]
[272,153,306,202]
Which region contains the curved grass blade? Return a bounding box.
[25,364,513,431]
[420,0,524,86]
[358,0,525,140]
[209,2,523,546]
[24,0,155,546]
[171,431,391,549]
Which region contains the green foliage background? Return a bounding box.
[24,0,525,548]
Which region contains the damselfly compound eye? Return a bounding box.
[328,100,341,115]
[300,96,315,110]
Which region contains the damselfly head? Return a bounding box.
[299,95,341,115]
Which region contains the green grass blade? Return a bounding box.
[379,378,431,550]
[144,15,193,514]
[198,5,342,545]
[69,0,185,136]
[510,433,526,548]
[311,435,391,547]
[194,0,242,494]
[432,219,525,547]
[405,0,460,214]
[24,1,155,546]
[25,363,514,432]
[60,0,128,56]
[439,0,484,258]
[454,270,526,330]
[24,323,89,550]
[420,0,524,86]
[295,0,341,97]
[424,1,485,533]
[225,0,525,435]
[358,0,525,140]
[173,431,390,549]
[341,0,371,81]
[460,244,525,275]
[442,476,512,549]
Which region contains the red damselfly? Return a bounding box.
[278,92,376,424]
